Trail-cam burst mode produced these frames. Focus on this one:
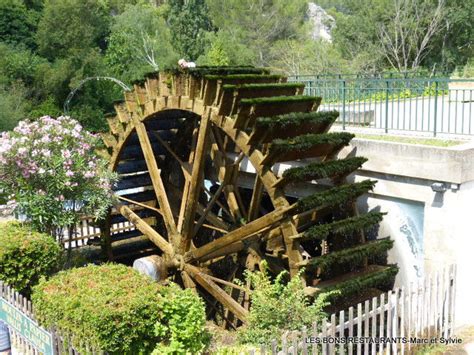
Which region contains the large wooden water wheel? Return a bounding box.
[99,66,397,324]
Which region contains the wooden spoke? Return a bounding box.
[131,117,178,239]
[184,264,249,323]
[203,186,233,220]
[118,204,174,256]
[247,175,264,221]
[185,205,294,263]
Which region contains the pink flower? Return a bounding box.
[62,150,71,158]
[84,171,95,178]
[65,170,74,177]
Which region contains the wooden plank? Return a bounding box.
[386,291,392,355]
[184,264,249,322]
[180,111,211,251]
[329,314,336,355]
[118,204,173,256]
[357,303,362,355]
[400,289,405,355]
[371,297,377,355]
[184,205,293,262]
[248,175,265,221]
[392,289,399,355]
[348,307,354,355]
[339,310,344,355]
[449,264,457,336]
[364,300,369,355]
[321,319,328,355]
[131,116,178,240]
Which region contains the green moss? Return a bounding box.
[240,95,321,106]
[282,157,367,183]
[300,211,385,241]
[163,66,269,78]
[296,180,376,212]
[222,82,305,91]
[269,132,354,156]
[320,265,398,301]
[307,238,393,272]
[204,73,282,81]
[256,110,339,129]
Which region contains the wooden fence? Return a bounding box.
[0,281,101,355]
[254,264,457,355]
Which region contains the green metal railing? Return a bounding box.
[289,76,474,136]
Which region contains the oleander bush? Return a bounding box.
[32,264,209,354]
[0,221,61,295]
[0,116,117,238]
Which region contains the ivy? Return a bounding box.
[282,156,368,184]
[307,238,394,273]
[256,110,339,129]
[269,132,355,156]
[299,211,386,241]
[319,266,399,302]
[296,180,376,212]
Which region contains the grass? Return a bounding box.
[354,133,465,147]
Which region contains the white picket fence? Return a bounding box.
[253,265,457,355]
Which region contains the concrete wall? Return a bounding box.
[338,139,474,328]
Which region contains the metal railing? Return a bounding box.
[289,76,474,136]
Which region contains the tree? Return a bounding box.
[106,4,177,82]
[36,0,110,60]
[205,0,308,67]
[0,0,36,48]
[378,0,446,72]
[166,0,214,61]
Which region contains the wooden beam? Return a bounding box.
[131,116,178,240]
[185,205,294,262]
[247,175,264,221]
[118,204,174,256]
[184,264,249,323]
[193,182,225,237]
[180,111,211,251]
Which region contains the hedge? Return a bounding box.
[0,221,61,295]
[32,264,209,354]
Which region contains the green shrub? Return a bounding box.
[238,262,335,346]
[32,264,209,354]
[0,221,61,295]
[152,284,210,354]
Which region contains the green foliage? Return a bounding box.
[0,81,31,131]
[0,117,117,236]
[238,262,335,345]
[32,264,209,354]
[269,132,354,156]
[36,0,109,60]
[166,0,214,60]
[240,95,321,106]
[0,221,61,296]
[296,180,376,213]
[320,265,399,302]
[206,0,308,67]
[198,35,230,66]
[106,3,178,83]
[256,110,338,129]
[152,284,210,354]
[0,0,36,48]
[302,211,385,241]
[308,238,394,273]
[282,157,368,183]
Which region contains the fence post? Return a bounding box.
[433,80,439,137]
[385,80,390,133]
[342,79,346,130]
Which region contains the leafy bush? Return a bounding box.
[0,116,117,237]
[32,264,209,354]
[152,284,210,354]
[0,221,61,295]
[238,262,335,345]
